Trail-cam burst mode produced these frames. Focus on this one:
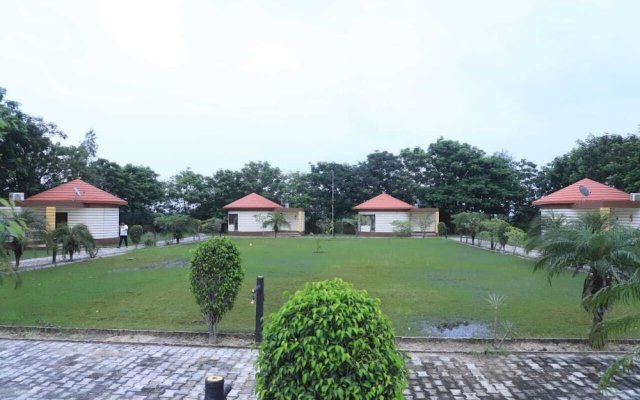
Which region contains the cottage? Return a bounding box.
[353,193,439,236]
[223,193,305,236]
[532,178,640,228]
[19,178,127,244]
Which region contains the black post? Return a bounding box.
[254,276,264,343]
[204,375,231,400]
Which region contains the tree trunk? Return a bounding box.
[207,318,217,344]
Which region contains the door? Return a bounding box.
[228,214,239,232]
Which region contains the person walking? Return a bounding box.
[118,222,129,248]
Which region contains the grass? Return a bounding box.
[0,237,633,338]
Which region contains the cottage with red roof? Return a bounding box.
[532,178,640,228]
[19,178,127,244]
[223,193,305,236]
[353,193,439,236]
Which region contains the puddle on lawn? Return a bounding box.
[417,320,491,338]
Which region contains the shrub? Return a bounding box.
[256,278,407,400]
[200,218,222,235]
[129,225,144,247]
[141,232,156,247]
[391,220,412,237]
[154,214,198,244]
[190,237,244,343]
[438,221,448,238]
[54,224,95,261]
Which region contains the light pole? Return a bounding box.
[331,169,335,238]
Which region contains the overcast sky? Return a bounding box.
[1,0,639,179]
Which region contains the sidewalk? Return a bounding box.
[12,235,210,272]
[1,338,638,399]
[448,236,539,258]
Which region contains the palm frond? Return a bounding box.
[598,347,640,391]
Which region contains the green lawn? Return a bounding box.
[0,237,632,338]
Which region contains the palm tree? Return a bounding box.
[261,211,290,238]
[528,212,640,348]
[0,199,27,285]
[588,270,640,389]
[55,224,96,261]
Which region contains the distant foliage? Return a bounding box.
[154,214,198,244]
[200,218,222,235]
[391,220,412,237]
[129,225,144,247]
[256,278,407,400]
[190,237,244,343]
[141,232,156,247]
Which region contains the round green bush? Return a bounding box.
[256,278,407,400]
[129,225,144,246]
[190,237,244,343]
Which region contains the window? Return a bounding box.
[55,212,68,227]
[360,214,375,232]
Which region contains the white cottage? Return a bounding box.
[353,193,439,236]
[532,178,640,228]
[223,193,305,236]
[19,178,127,244]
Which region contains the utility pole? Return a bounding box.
[331,169,335,238]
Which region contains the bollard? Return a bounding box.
[204,375,232,400]
[253,276,264,343]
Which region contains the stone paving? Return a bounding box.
[1,339,640,399]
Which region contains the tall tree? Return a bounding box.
[423,139,521,222]
[0,87,67,196]
[164,168,215,219]
[538,133,640,195]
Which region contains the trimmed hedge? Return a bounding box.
[256,278,407,399]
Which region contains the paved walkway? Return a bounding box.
[14,235,211,272]
[1,339,639,399]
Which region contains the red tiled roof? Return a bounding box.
[353,193,414,211]
[533,178,631,206]
[22,178,127,206]
[223,193,282,210]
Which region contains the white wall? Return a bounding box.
[541,207,640,230]
[21,206,119,239]
[359,211,408,233]
[612,208,640,229]
[231,210,303,232]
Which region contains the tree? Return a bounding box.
[190,237,244,343]
[415,213,435,238]
[0,199,28,285]
[154,214,198,244]
[528,213,640,348]
[164,168,215,219]
[54,224,96,261]
[0,87,68,197]
[451,211,487,245]
[483,218,511,251]
[538,133,640,195]
[505,226,527,254]
[259,211,290,237]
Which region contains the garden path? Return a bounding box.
[1,338,638,399]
